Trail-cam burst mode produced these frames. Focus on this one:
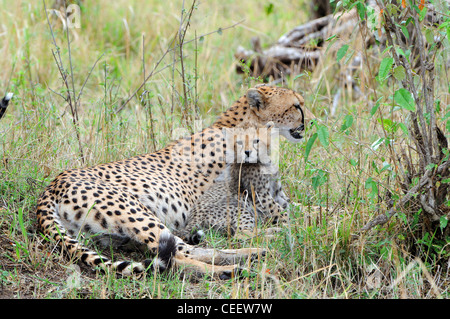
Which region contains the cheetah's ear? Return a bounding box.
[247,88,266,111]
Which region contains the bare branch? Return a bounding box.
[76,53,105,105]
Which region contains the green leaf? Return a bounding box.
[317,125,329,148]
[356,1,366,20]
[364,177,378,198]
[18,207,28,244]
[399,24,409,40]
[378,118,398,134]
[398,122,409,136]
[264,3,274,15]
[447,25,450,46]
[304,132,317,162]
[419,7,427,22]
[380,161,392,173]
[325,34,337,42]
[293,72,306,81]
[425,28,434,45]
[394,88,415,111]
[397,211,408,225]
[378,57,394,83]
[336,44,349,63]
[340,114,354,132]
[440,216,448,231]
[370,97,382,117]
[393,66,406,81]
[312,169,327,190]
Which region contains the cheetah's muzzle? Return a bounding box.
[289,124,305,140]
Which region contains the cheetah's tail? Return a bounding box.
[0,92,13,120]
[36,186,177,277]
[172,228,205,245]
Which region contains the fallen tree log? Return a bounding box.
[234,8,362,80]
[234,1,446,81]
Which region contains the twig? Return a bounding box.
[178,0,197,129]
[43,0,85,165]
[194,30,199,118]
[361,167,431,231]
[114,48,174,115]
[142,34,156,152]
[362,159,450,231]
[76,53,104,105]
[63,0,78,123]
[178,0,188,125]
[48,86,66,101]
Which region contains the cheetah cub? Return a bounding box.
[175,122,290,244]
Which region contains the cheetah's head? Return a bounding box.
[246,84,315,143]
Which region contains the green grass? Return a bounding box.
[0,0,449,299]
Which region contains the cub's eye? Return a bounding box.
[253,139,260,145]
[236,140,243,146]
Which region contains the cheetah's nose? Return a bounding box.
[244,151,251,158]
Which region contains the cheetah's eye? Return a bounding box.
[253,139,260,145]
[236,140,243,146]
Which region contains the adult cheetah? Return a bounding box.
[35,84,314,278]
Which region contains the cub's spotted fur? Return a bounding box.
[35,85,314,278]
[175,123,289,244]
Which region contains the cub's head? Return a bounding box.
[246,84,315,143]
[225,122,276,165]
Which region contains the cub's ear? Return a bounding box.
[247,88,265,110]
[265,121,275,129]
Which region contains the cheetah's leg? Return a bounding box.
[172,252,244,279]
[174,238,265,266]
[250,186,289,225]
[273,181,290,209]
